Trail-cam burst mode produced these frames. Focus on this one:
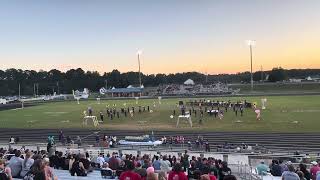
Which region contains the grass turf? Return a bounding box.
[0,95,319,132]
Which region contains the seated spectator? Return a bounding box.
[20,150,34,177]
[160,155,171,173]
[147,172,158,180]
[8,150,23,178]
[282,164,299,180]
[279,160,286,173]
[188,161,201,180]
[116,160,127,177]
[298,163,310,180]
[109,153,120,170]
[202,165,217,180]
[44,157,57,180]
[97,153,105,168]
[270,160,282,176]
[168,163,188,180]
[79,153,92,172]
[0,159,13,180]
[223,175,237,180]
[316,171,320,180]
[201,174,211,180]
[153,155,161,171]
[24,159,49,180]
[297,171,306,180]
[119,161,141,180]
[256,161,269,175]
[101,163,114,179]
[70,155,87,176]
[158,171,167,180]
[147,166,155,175]
[143,159,151,169]
[218,161,231,180]
[208,158,218,177]
[101,162,112,171]
[104,153,110,163]
[68,154,76,171]
[134,162,147,178]
[310,161,320,180]
[57,151,66,170]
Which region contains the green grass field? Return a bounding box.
[0,95,320,132]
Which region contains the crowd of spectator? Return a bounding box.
[256,159,320,180]
[5,143,320,180]
[96,150,233,180]
[0,147,237,180]
[0,147,58,180]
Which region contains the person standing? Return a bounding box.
[58,130,65,144]
[182,150,190,172]
[256,161,269,175]
[95,134,100,146]
[240,106,244,116]
[9,136,15,145]
[100,112,104,122]
[88,107,93,116]
[205,140,210,152]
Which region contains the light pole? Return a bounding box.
[56,81,60,95]
[246,40,255,91]
[137,50,142,88]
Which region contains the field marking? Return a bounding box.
[43,112,68,114]
[10,108,23,111]
[291,109,320,113]
[27,120,37,123]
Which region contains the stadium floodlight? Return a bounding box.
[246,40,256,91]
[136,50,143,56]
[137,50,143,90]
[246,40,256,46]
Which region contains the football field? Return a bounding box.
[0,95,319,132]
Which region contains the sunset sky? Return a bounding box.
[0,0,319,74]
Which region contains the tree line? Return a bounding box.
[0,67,319,96]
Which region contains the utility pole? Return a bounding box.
[36,83,39,96]
[260,65,263,83]
[250,44,253,90]
[57,81,60,94]
[205,71,208,84]
[18,83,21,100]
[138,52,142,87]
[246,40,256,91]
[34,83,36,97]
[137,50,143,97]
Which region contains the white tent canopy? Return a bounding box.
[184,79,195,85]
